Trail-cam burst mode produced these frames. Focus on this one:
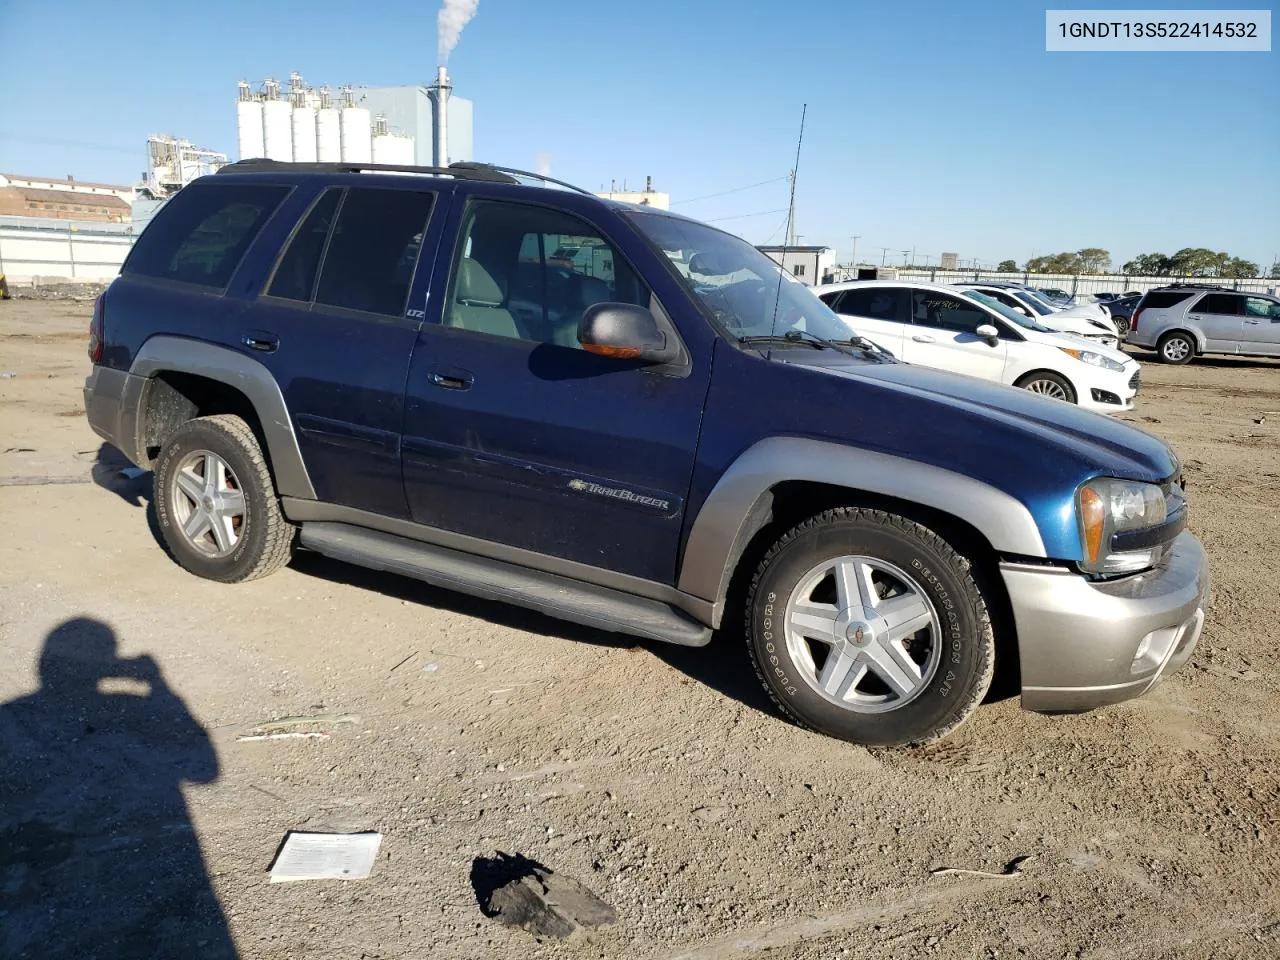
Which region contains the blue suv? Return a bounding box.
[83,160,1208,747]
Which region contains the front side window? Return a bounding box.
[912,291,995,334]
[443,199,647,348]
[313,187,434,316]
[1244,297,1278,318]
[1194,293,1242,315]
[629,213,857,343]
[125,181,289,289]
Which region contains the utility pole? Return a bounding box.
[900,250,910,266]
[850,235,860,267]
[879,246,890,266]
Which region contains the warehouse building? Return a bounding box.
[0,174,132,223]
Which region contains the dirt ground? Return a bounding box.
[2,299,1278,959]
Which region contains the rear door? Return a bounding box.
[1239,296,1280,356]
[398,188,710,585]
[899,289,1008,382]
[821,287,908,355]
[1187,293,1244,351]
[243,182,443,518]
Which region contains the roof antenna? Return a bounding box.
[770,103,807,338]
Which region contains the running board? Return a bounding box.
[298,522,713,647]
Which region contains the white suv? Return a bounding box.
[814,280,1141,414]
[1127,284,1280,363]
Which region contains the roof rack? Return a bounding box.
[215,159,520,184]
[214,159,595,196]
[1162,282,1236,291]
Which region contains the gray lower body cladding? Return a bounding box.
[299,522,713,647]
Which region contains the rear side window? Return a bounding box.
[125,182,289,289]
[911,291,991,334]
[313,187,435,317]
[1193,293,1242,315]
[267,189,342,302]
[1140,290,1194,309]
[836,287,901,322]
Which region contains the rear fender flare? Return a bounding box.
[129,335,316,500]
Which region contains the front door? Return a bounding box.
[399,192,709,585]
[899,289,1009,383]
[1239,296,1280,357]
[1187,292,1244,352]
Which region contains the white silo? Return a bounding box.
[317,107,342,161]
[340,106,372,163]
[236,81,265,159]
[387,133,415,165]
[262,80,294,162]
[292,105,318,163]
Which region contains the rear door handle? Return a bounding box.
[428,371,474,390]
[242,331,279,353]
[911,334,935,343]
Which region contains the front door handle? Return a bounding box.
[911,334,935,343]
[242,331,279,353]
[428,371,474,390]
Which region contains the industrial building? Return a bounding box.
[594,177,670,210]
[235,70,473,168]
[757,245,837,286]
[0,173,132,223]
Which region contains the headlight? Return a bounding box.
[1077,478,1169,574]
[1058,347,1125,372]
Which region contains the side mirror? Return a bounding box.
[578,302,679,363]
[975,323,1000,346]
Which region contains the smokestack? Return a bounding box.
[646,175,652,193]
[430,66,452,167]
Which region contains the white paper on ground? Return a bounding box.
[268,831,383,882]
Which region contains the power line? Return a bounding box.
[705,208,788,223]
[672,175,791,206]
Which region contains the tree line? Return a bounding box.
[988,247,1271,278]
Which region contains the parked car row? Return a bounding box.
[1125,283,1280,363]
[814,279,1139,413]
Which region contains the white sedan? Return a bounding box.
[813,280,1141,414]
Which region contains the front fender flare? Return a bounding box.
[677,436,1047,610]
[129,335,316,500]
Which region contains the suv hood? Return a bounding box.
[771,349,1173,483]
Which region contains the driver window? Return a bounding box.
[443,199,648,348]
[912,292,990,335]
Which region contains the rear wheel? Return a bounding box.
[1157,331,1195,365]
[745,508,995,747]
[1015,370,1077,404]
[153,414,295,583]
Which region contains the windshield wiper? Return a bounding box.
[738,330,829,349]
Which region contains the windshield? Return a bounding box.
[1012,290,1057,316]
[961,290,1054,332]
[629,213,859,343]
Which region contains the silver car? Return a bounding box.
[1128,284,1280,363]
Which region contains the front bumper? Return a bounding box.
[1073,362,1139,414]
[1002,530,1208,712]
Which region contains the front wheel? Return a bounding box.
[1015,370,1077,404]
[1114,316,1130,336]
[745,508,995,747]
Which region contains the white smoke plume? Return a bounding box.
[535,153,552,176]
[438,0,480,63]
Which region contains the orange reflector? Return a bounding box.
[582,343,642,359]
[1079,485,1106,564]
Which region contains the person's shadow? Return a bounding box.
[0,617,236,959]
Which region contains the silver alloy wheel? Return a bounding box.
[170,450,246,559]
[1023,377,1070,400]
[1162,337,1191,361]
[783,555,941,713]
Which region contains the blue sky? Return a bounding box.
[1,0,1276,270]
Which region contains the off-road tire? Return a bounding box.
[745,507,995,748]
[1157,331,1195,365]
[1015,370,1077,404]
[153,414,295,583]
